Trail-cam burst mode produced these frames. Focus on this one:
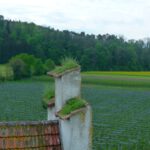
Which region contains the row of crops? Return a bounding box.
[82,85,150,150]
[0,73,150,150]
[82,72,150,88]
[0,81,47,121]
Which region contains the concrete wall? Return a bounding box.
[55,70,81,111]
[47,107,57,121]
[60,106,92,150]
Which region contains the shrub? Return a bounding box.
[9,53,46,79]
[44,59,55,72]
[32,58,45,75]
[0,65,14,81]
[14,53,37,77]
[9,58,26,80]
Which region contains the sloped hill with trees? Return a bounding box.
[0,15,150,71]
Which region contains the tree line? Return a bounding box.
[0,15,150,71]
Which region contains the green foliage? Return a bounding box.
[59,98,86,117]
[32,58,45,75]
[9,58,26,80]
[15,53,37,77]
[42,87,55,109]
[0,65,14,81]
[52,57,79,74]
[1,15,150,71]
[9,53,46,79]
[44,59,55,72]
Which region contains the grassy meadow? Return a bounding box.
[0,64,14,81]
[82,71,150,88]
[0,72,150,149]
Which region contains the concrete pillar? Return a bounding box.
[47,107,57,121]
[60,105,92,150]
[55,69,81,112]
[47,67,92,150]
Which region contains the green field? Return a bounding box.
[0,72,150,150]
[83,71,150,77]
[82,71,150,88]
[0,65,14,81]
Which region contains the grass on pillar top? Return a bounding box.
[58,98,88,118]
[42,88,55,108]
[50,58,80,76]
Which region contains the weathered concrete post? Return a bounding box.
[54,68,81,112]
[60,105,92,150]
[47,100,57,121]
[48,62,92,150]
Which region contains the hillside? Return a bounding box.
[0,15,150,71]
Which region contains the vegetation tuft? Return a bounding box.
[51,57,80,74]
[42,87,55,108]
[58,98,87,117]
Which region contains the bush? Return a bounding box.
[9,53,46,79]
[9,58,26,80]
[32,58,45,75]
[14,53,37,77]
[0,65,14,81]
[44,59,55,72]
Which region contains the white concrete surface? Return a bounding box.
[55,70,81,111]
[47,107,57,121]
[47,68,92,150]
[60,106,92,150]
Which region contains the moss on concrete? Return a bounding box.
[51,58,80,75]
[80,112,86,123]
[42,88,55,108]
[58,98,87,117]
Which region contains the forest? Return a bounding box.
[0,15,150,71]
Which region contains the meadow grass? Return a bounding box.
[82,71,150,88]
[31,73,150,88]
[0,64,14,81]
[83,71,150,77]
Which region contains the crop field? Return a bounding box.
[0,72,150,150]
[83,71,150,77]
[83,85,150,150]
[82,71,150,88]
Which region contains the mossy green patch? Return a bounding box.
[42,88,55,108]
[58,98,87,117]
[51,57,80,74]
